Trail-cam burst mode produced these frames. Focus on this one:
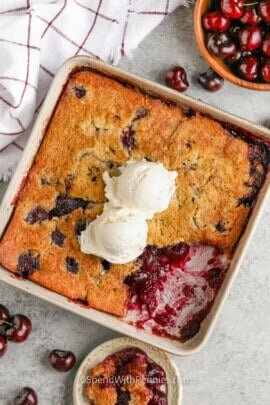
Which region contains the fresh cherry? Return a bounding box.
[238,26,263,51]
[261,59,270,82]
[165,66,189,92]
[240,7,261,25]
[262,34,270,57]
[5,314,32,343]
[13,387,38,405]
[0,304,10,323]
[238,55,259,81]
[0,304,10,334]
[202,11,230,32]
[226,48,242,64]
[258,0,270,23]
[197,68,224,91]
[0,335,8,358]
[49,349,76,372]
[221,0,244,19]
[207,33,237,58]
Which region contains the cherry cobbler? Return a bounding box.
[85,347,167,405]
[0,69,269,342]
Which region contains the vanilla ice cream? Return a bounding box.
[103,160,177,219]
[80,208,148,264]
[80,159,178,264]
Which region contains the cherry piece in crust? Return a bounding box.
[17,252,40,278]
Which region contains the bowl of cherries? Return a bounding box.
[194,0,270,90]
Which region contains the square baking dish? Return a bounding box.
[1,56,270,356]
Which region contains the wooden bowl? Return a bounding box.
[194,0,270,91]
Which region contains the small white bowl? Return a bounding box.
[73,337,182,405]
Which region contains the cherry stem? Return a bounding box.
[244,1,259,6]
[0,319,11,327]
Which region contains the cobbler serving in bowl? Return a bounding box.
[85,347,167,405]
[0,68,269,343]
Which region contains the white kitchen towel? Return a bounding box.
[0,0,189,180]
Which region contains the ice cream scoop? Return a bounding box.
[80,160,177,264]
[80,208,148,264]
[103,160,177,219]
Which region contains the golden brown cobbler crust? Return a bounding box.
[85,350,153,405]
[0,70,267,317]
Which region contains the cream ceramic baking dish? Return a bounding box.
[0,56,270,356]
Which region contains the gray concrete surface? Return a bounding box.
[0,6,270,405]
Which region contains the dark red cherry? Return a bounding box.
[258,1,270,23]
[5,314,32,343]
[261,59,270,82]
[49,349,76,372]
[202,11,230,32]
[0,304,10,323]
[0,335,8,358]
[13,387,38,405]
[221,0,244,19]
[238,26,262,51]
[165,66,189,92]
[0,304,10,334]
[226,48,242,64]
[207,33,237,58]
[238,56,259,81]
[262,34,270,57]
[240,8,261,24]
[207,33,226,56]
[222,38,238,58]
[197,68,224,91]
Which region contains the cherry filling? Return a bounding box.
[26,206,49,224]
[49,194,90,218]
[74,86,86,98]
[116,390,131,405]
[149,390,167,405]
[17,252,40,278]
[65,256,79,274]
[121,126,136,152]
[51,229,65,246]
[146,362,166,389]
[124,243,229,341]
[26,196,91,225]
[132,107,149,122]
